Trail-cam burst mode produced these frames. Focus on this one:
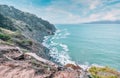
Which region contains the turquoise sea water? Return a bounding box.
[43,24,120,70]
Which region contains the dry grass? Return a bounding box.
[89,66,120,78]
[0,27,15,35]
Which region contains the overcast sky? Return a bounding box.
[0,0,120,24]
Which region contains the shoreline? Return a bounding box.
[42,28,120,72]
[0,4,120,78]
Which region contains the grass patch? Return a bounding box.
[15,39,33,50]
[89,66,120,78]
[0,27,34,52]
[0,27,15,35]
[0,40,14,45]
[0,33,11,41]
[18,39,33,46]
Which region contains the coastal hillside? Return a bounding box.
[0,5,120,78]
[0,4,56,58]
[0,5,56,42]
[0,5,84,78]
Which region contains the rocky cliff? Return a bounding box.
[0,5,56,58]
[0,5,83,78]
[0,5,120,78]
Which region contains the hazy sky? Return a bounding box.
[0,0,120,24]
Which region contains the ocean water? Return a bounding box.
[43,24,120,70]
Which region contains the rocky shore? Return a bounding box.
[0,45,86,78]
[0,4,84,78]
[0,5,120,78]
[0,45,119,78]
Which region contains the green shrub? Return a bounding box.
[0,33,11,41]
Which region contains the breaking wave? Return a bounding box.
[42,28,104,70]
[43,29,75,65]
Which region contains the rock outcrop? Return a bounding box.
[0,45,82,78]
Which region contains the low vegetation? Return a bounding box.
[16,39,33,49]
[0,27,15,34]
[0,33,11,41]
[0,27,33,50]
[89,66,120,78]
[0,27,14,41]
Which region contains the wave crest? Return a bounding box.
[43,29,75,65]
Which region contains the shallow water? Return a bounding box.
[43,24,120,70]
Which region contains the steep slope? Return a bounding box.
[0,21,48,59]
[0,5,56,42]
[0,5,86,78]
[0,44,83,78]
[0,4,120,78]
[0,5,56,59]
[0,13,17,31]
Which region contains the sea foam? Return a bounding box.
[42,29,105,70]
[42,29,75,65]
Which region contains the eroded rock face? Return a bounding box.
[0,45,56,78]
[0,45,85,78]
[2,45,119,78]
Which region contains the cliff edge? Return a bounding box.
[0,5,120,78]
